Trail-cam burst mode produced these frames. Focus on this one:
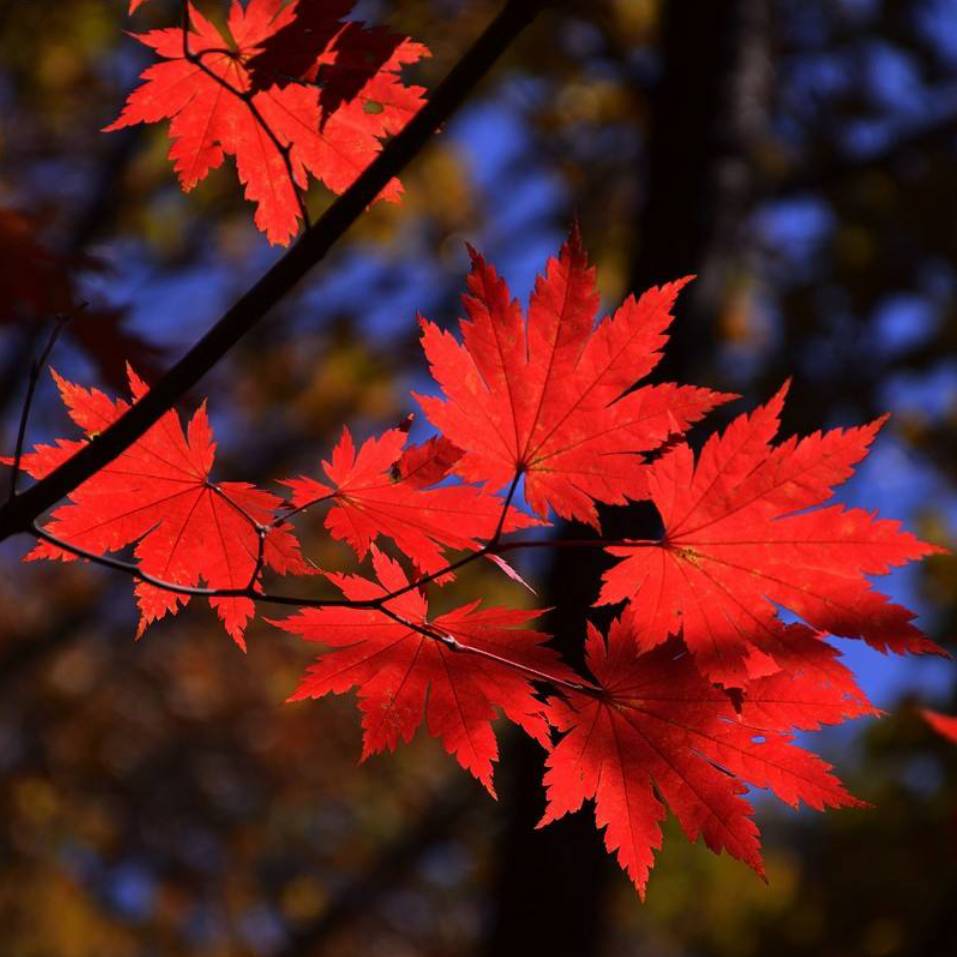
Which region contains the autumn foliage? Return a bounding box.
[2,0,950,901]
[108,0,427,243]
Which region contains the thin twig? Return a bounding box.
[376,604,600,696]
[28,518,656,607]
[29,517,607,695]
[22,453,636,697]
[26,473,644,698]
[30,524,250,599]
[8,313,72,503]
[273,489,337,526]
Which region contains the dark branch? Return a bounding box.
[375,604,598,696]
[27,513,655,611]
[23,459,622,697]
[27,518,604,694]
[8,313,71,502]
[0,0,546,541]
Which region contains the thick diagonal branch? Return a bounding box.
[0,0,546,542]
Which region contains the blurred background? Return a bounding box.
[1,0,956,954]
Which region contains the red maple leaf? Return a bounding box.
[416,229,733,526]
[391,433,536,591]
[923,708,957,743]
[106,0,427,244]
[740,622,877,726]
[8,368,307,648]
[280,426,537,578]
[541,616,870,897]
[599,383,946,687]
[272,547,575,794]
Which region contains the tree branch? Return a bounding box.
[27,521,652,607]
[0,0,546,542]
[376,603,599,696]
[32,516,607,696]
[23,461,630,700]
[8,313,70,502]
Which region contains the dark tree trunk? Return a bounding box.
[634,0,771,379]
[479,3,770,954]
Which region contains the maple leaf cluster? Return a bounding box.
[112,0,428,244]
[8,226,946,896]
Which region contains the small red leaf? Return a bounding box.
[282,426,537,579]
[395,435,464,488]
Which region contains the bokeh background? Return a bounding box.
[1,0,956,954]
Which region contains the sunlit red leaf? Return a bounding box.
[599,384,946,687]
[107,0,427,244]
[273,548,573,793]
[416,228,733,526]
[541,616,868,896]
[8,368,307,647]
[281,426,537,579]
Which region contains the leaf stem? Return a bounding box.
[376,604,600,697]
